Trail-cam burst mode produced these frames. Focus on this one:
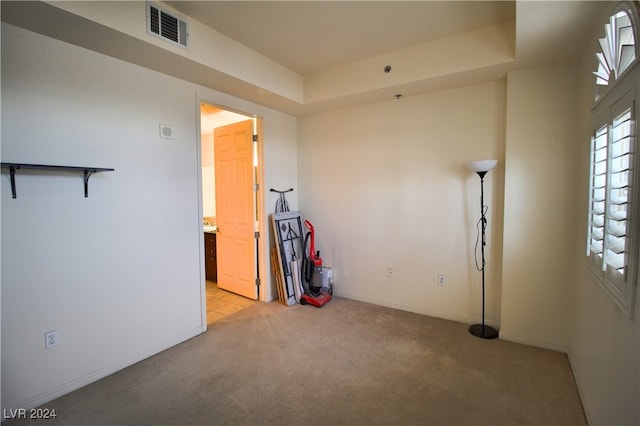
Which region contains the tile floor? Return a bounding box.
[206,280,255,324]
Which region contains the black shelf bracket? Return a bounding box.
[83,169,96,198]
[8,165,17,199]
[1,163,114,198]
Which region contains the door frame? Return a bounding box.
[196,98,267,321]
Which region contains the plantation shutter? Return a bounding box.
[588,124,608,262]
[606,106,633,277]
[588,93,635,292]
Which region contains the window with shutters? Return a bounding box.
[588,5,639,318]
[594,10,637,101]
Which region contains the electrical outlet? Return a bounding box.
[438,274,446,286]
[45,330,59,349]
[387,267,395,278]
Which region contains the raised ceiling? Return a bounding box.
[167,1,515,76]
[1,1,609,115]
[166,0,608,113]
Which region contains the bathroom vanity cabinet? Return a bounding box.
[204,232,217,282]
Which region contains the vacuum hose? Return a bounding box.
[302,220,323,296]
[304,220,323,266]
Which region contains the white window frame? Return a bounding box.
[589,4,640,318]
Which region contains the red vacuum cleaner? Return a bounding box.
[300,220,332,307]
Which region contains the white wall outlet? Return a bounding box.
[438,274,447,286]
[387,267,395,278]
[45,330,59,349]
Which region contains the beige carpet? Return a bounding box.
[9,297,586,426]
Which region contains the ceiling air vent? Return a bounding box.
[147,3,188,48]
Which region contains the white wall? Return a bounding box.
[1,23,201,410]
[571,264,640,425]
[298,81,506,325]
[566,7,640,423]
[500,62,581,351]
[0,23,297,410]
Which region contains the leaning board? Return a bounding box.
[271,211,304,306]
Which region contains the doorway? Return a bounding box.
[200,102,264,324]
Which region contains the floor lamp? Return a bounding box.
[468,160,499,340]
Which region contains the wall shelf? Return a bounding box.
[1,163,114,198]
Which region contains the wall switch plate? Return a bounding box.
[45,330,59,349]
[387,268,395,278]
[159,123,174,139]
[438,274,446,286]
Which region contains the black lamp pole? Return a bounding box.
[469,170,499,340]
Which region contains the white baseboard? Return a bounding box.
[333,289,483,327]
[566,350,593,425]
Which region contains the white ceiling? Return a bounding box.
[164,0,609,114]
[1,1,610,115]
[167,1,516,76]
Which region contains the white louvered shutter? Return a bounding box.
[588,89,637,317]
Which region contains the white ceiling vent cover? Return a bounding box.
[147,3,188,48]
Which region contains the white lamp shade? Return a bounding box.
[468,160,498,173]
